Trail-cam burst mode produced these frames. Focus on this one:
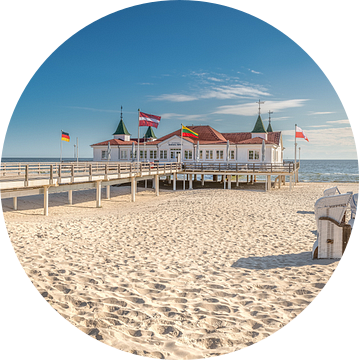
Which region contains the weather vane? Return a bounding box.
[256,99,265,115]
[268,110,273,125]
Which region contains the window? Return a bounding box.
[171,149,181,159]
[230,150,235,160]
[206,150,213,160]
[216,150,224,160]
[160,150,167,159]
[249,150,259,161]
[120,150,127,159]
[140,150,147,159]
[149,150,157,159]
[199,150,203,160]
[101,150,107,159]
[184,150,192,160]
[130,150,137,159]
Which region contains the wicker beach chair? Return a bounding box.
[348,193,357,229]
[312,192,352,259]
[323,186,341,196]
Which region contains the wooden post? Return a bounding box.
[173,174,176,191]
[267,175,271,191]
[201,174,204,186]
[71,164,75,182]
[105,163,108,180]
[13,197,17,211]
[289,174,292,191]
[68,190,73,205]
[145,179,147,189]
[25,164,29,186]
[50,164,54,185]
[183,174,186,190]
[236,175,239,187]
[223,176,226,189]
[89,163,92,181]
[228,175,231,190]
[155,175,160,196]
[96,181,102,207]
[189,175,193,190]
[106,185,110,199]
[131,177,136,202]
[44,186,49,216]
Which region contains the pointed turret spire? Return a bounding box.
[267,110,273,132]
[143,126,157,140]
[252,115,267,133]
[113,106,131,136]
[112,106,131,141]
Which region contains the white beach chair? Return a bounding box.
[348,193,357,229]
[323,186,341,197]
[312,192,352,259]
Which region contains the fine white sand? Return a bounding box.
[2,182,358,359]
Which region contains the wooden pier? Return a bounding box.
[0,162,181,215]
[182,161,299,191]
[1,161,298,215]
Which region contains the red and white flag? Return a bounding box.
[139,111,161,128]
[296,126,309,142]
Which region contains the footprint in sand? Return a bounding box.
[150,324,182,337]
[103,298,128,307]
[54,285,71,294]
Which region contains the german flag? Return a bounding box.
[61,131,70,142]
[182,126,198,138]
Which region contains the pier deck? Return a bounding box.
[1,162,181,215]
[1,161,298,215]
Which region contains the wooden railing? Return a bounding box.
[183,161,298,173]
[0,162,182,182]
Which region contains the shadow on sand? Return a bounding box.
[231,251,338,270]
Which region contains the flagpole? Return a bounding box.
[137,109,140,166]
[60,129,63,163]
[294,124,297,184]
[181,124,183,163]
[76,137,79,163]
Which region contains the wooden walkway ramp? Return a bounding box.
[1,162,181,215]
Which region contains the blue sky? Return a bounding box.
[2,1,356,159]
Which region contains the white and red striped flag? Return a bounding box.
[296,125,309,142]
[139,111,161,128]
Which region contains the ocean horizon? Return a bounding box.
[1,158,358,183]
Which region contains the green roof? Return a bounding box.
[113,119,131,136]
[144,126,156,139]
[252,115,267,133]
[267,122,273,132]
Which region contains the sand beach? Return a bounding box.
[2,182,358,359]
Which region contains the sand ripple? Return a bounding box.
[4,183,357,359]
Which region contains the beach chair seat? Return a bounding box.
[323,186,340,197]
[313,192,352,259]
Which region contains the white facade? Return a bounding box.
[91,121,283,164]
[92,135,282,164]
